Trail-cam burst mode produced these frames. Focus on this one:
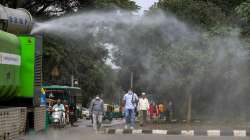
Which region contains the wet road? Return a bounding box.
[18,119,249,140]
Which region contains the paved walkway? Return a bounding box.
[17,119,250,140]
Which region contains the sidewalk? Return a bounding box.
[18,119,125,139]
[105,128,250,137]
[136,121,250,130]
[105,120,250,137]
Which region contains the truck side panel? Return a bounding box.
[0,30,20,100]
[18,36,35,98]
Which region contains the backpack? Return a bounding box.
[131,93,138,108]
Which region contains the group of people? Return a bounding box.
[148,101,173,121]
[123,88,174,129]
[88,89,174,131]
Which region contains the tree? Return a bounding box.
[109,9,250,121]
[1,0,138,17]
[0,0,138,105]
[234,1,250,36]
[150,0,227,28]
[235,1,250,23]
[200,0,246,14]
[42,34,110,105]
[93,0,139,10]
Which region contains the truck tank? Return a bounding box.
[0,4,33,34]
[0,30,20,99]
[0,4,33,100]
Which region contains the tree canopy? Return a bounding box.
[0,0,138,17]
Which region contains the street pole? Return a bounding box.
[71,75,74,87]
[187,93,192,123]
[130,72,133,89]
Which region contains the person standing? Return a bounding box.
[153,103,158,119]
[158,103,165,120]
[63,100,69,124]
[123,89,138,129]
[167,100,173,122]
[138,92,149,126]
[148,103,154,119]
[89,95,104,131]
[68,103,78,127]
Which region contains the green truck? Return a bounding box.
[0,5,45,140]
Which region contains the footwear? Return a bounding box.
[125,125,128,129]
[71,124,78,127]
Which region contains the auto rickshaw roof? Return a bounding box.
[42,85,81,90]
[42,85,82,96]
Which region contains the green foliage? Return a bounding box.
[0,0,138,17]
[93,0,139,10]
[42,34,111,105]
[35,0,137,104]
[151,0,226,28]
[235,0,250,21]
[111,15,250,119]
[201,0,246,13]
[0,0,139,105]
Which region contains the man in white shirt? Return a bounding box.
[52,99,65,112]
[52,99,65,124]
[138,92,149,126]
[123,89,138,129]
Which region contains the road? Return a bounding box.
[19,119,249,140]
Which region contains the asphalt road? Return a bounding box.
[18,119,249,140]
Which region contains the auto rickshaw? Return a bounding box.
[103,104,114,121]
[43,85,82,125]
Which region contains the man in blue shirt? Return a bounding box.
[123,89,138,129]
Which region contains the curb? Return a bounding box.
[105,129,250,137]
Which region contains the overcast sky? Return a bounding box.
[132,0,159,14]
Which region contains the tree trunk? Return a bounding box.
[187,93,192,123]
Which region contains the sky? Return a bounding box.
[132,0,159,15]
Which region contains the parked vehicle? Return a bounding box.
[76,104,83,119]
[43,85,82,124]
[113,105,124,119]
[103,104,114,121]
[82,107,90,119]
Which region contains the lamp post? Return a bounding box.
[71,75,78,87]
[130,72,133,89]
